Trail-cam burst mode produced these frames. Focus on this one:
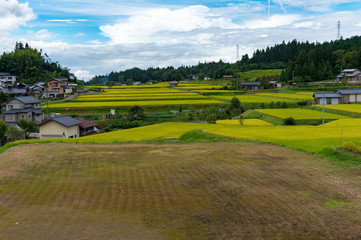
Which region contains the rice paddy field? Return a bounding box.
[216,119,273,126]
[315,104,361,114]
[209,95,297,103]
[255,92,314,101]
[1,142,360,239]
[256,108,349,120]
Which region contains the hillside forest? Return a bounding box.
[88,36,361,85]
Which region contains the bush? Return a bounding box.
[207,114,217,124]
[283,117,296,125]
[104,120,147,132]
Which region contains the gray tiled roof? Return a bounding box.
[41,116,81,127]
[14,96,41,104]
[2,88,27,94]
[240,81,261,86]
[342,69,358,73]
[3,108,33,114]
[313,93,343,98]
[336,89,361,95]
[32,108,44,114]
[0,72,12,76]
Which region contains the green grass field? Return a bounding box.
[256,108,349,120]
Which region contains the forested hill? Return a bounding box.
[0,42,73,84]
[88,35,361,85]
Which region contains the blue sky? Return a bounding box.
[1,0,361,80]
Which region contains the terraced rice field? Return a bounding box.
[210,95,297,103]
[216,119,273,126]
[47,99,224,108]
[315,104,361,114]
[0,142,360,239]
[256,108,349,120]
[256,92,314,101]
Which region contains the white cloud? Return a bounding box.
[74,70,93,80]
[74,32,86,38]
[100,5,238,44]
[0,0,36,32]
[277,0,359,12]
[243,14,301,29]
[28,29,53,41]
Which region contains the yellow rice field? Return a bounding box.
[216,119,273,126]
[314,104,361,114]
[256,108,349,120]
[210,95,297,103]
[256,92,313,101]
[47,99,224,108]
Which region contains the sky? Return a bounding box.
[1,0,361,81]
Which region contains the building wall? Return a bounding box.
[40,121,79,139]
[6,99,24,110]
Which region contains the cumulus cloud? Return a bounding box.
[0,0,36,32]
[277,0,359,12]
[243,14,301,29]
[100,5,238,44]
[28,29,53,41]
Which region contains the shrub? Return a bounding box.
[207,114,217,124]
[283,117,296,125]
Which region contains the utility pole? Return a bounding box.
[322,85,325,126]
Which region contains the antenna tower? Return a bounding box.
[236,44,240,61]
[337,21,341,40]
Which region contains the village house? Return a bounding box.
[240,81,264,91]
[45,78,68,97]
[1,96,44,126]
[223,75,233,80]
[313,89,361,104]
[336,69,361,83]
[0,72,16,88]
[38,115,81,139]
[75,117,99,136]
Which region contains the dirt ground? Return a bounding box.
[0,142,360,239]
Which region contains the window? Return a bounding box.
[8,105,13,110]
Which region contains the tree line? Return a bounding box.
[0,42,73,84]
[88,35,361,85]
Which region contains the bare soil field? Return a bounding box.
[0,142,360,239]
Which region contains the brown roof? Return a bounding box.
[75,117,97,129]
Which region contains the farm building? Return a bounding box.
[75,117,99,136]
[313,89,361,104]
[336,69,361,83]
[169,81,178,86]
[240,81,263,91]
[38,115,81,139]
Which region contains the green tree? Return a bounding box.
[342,75,348,86]
[0,121,8,143]
[128,105,145,120]
[207,114,217,124]
[230,97,241,109]
[283,117,296,125]
[18,119,37,139]
[6,127,24,142]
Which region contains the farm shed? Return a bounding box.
[75,117,99,136]
[313,93,343,105]
[38,115,81,139]
[336,89,361,103]
[240,81,263,91]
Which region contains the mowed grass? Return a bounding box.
[256,108,349,120]
[210,95,297,103]
[0,142,360,239]
[315,104,361,114]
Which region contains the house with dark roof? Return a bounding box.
[1,96,44,125]
[46,78,68,97]
[336,69,361,83]
[0,72,16,88]
[38,115,81,139]
[313,88,361,104]
[240,81,263,91]
[75,117,99,136]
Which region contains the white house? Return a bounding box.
[38,115,81,139]
[0,72,16,88]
